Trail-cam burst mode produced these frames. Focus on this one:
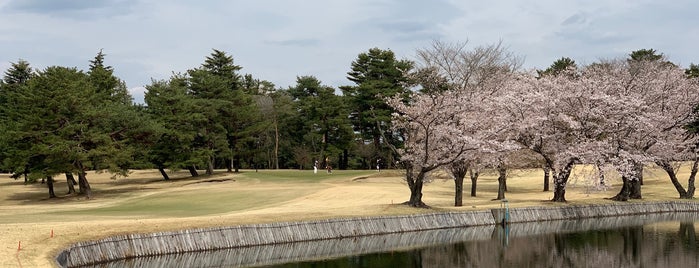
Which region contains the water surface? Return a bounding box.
[92,212,699,268]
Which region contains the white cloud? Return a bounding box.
[128,86,146,104]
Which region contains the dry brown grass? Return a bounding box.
[0,165,695,267]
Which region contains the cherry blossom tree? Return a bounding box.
[412,40,522,206]
[415,40,523,93]
[573,60,652,201]
[642,62,699,199]
[575,59,699,201]
[498,70,608,202]
[393,42,699,206]
[388,90,479,207]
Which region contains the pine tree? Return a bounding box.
[88,50,132,104]
[3,59,32,85]
[341,48,413,168]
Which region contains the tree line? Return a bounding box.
[1,43,698,205]
[391,43,699,207]
[0,48,411,198]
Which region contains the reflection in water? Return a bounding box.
[93,213,699,268]
[416,221,699,268]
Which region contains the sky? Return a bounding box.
[1,0,697,104]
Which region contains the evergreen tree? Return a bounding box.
[3,59,32,85]
[186,49,257,173]
[88,50,132,104]
[3,66,101,197]
[2,54,138,198]
[537,57,577,77]
[0,60,33,174]
[289,76,353,169]
[686,63,699,78]
[84,51,141,175]
[341,48,413,168]
[629,48,664,62]
[144,75,206,178]
[257,89,295,169]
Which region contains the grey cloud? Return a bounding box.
[381,0,461,21]
[353,0,459,43]
[555,29,631,45]
[265,38,321,47]
[391,31,444,43]
[379,21,444,42]
[562,13,587,25]
[377,21,431,34]
[2,0,137,18]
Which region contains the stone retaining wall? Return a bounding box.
[92,226,496,268]
[504,201,699,223]
[55,201,699,268]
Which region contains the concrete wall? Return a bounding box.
[55,201,699,268]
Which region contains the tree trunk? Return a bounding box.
[470,168,479,197]
[687,159,698,199]
[495,165,507,200]
[407,175,426,207]
[206,156,214,175]
[76,161,92,199]
[552,181,567,202]
[65,173,76,194]
[403,165,428,208]
[338,153,344,170]
[77,172,92,199]
[629,163,643,199]
[343,149,349,170]
[226,157,233,173]
[657,160,687,198]
[611,176,631,201]
[597,164,606,186]
[552,159,577,202]
[543,165,550,192]
[158,167,170,181]
[188,165,199,177]
[234,156,240,173]
[449,161,467,207]
[454,176,463,207]
[47,176,56,198]
[629,179,642,199]
[274,121,279,169]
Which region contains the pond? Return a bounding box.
[91,212,699,268]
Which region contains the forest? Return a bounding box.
[1,41,698,206]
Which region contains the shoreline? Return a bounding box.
[56,201,699,268]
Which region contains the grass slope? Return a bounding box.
[0,166,696,267]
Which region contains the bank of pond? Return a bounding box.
[57,201,699,268]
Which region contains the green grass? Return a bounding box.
[240,169,375,182]
[50,170,376,218]
[57,189,304,218]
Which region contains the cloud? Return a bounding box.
[562,13,587,26]
[374,20,444,42]
[128,86,146,104]
[2,0,137,18]
[1,0,698,105]
[353,0,458,44]
[265,38,321,47]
